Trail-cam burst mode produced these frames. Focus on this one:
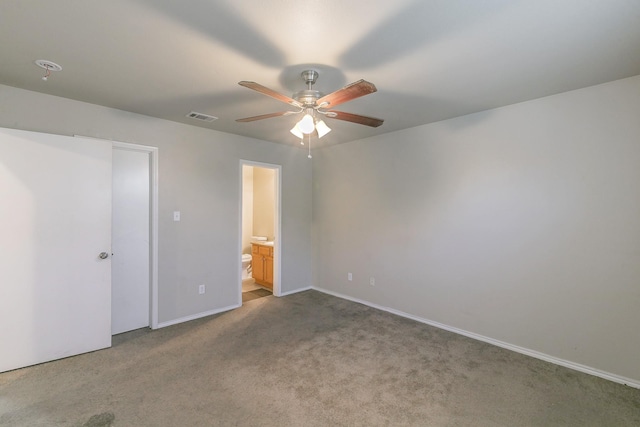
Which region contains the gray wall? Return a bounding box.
[0,84,312,324]
[3,74,639,384]
[312,75,640,383]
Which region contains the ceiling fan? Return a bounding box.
[236,70,383,139]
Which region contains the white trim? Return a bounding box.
[313,286,640,390]
[156,304,241,329]
[278,286,312,297]
[76,136,160,330]
[239,160,282,302]
[274,166,282,297]
[149,149,159,329]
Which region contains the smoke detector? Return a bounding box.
[35,60,62,72]
[35,60,62,81]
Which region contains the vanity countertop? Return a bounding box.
[252,241,274,246]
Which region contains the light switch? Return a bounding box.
[173,211,181,221]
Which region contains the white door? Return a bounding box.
[111,147,150,334]
[0,128,112,373]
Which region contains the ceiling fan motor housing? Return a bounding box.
[293,89,323,106]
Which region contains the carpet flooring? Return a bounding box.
[0,290,638,426]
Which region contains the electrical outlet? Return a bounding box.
[348,273,352,281]
[370,277,375,286]
[199,284,205,294]
[173,211,181,221]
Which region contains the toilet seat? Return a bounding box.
[242,254,252,262]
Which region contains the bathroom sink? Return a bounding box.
[263,241,274,246]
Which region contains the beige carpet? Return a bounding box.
[0,290,638,426]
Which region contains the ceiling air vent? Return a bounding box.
[186,111,218,122]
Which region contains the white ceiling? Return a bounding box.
[1,0,639,146]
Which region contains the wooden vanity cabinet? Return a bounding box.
[251,243,273,290]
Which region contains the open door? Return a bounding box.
[111,146,150,334]
[0,128,112,372]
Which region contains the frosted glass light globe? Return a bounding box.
[298,114,315,134]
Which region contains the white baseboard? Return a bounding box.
[277,286,312,297]
[155,303,241,329]
[313,287,640,390]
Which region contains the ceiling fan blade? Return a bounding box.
[317,80,377,109]
[326,111,384,128]
[238,81,302,108]
[236,111,298,122]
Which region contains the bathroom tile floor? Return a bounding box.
[242,288,272,303]
[242,280,261,292]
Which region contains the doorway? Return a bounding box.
[240,161,281,304]
[111,141,159,332]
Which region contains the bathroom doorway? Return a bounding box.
[239,161,281,304]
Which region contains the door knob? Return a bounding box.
[99,252,109,259]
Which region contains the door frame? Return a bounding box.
[112,141,159,329]
[239,160,282,300]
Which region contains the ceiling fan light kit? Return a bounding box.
[290,125,304,139]
[315,119,331,138]
[297,111,316,134]
[237,69,383,154]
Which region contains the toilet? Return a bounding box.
[241,253,253,280]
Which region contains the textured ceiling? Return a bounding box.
[1,0,639,146]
